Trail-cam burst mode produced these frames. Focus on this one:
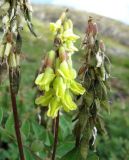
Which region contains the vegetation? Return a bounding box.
[0,3,129,160]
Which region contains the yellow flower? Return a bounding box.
[35,67,55,91]
[35,90,53,106]
[47,97,61,118]
[69,80,85,95]
[53,76,66,98]
[62,90,77,111]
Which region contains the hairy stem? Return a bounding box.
[9,69,25,160]
[52,112,60,160]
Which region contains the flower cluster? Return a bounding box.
[35,11,85,118]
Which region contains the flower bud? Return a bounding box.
[63,29,80,41]
[59,46,67,61]
[63,21,69,31]
[55,19,62,28]
[59,12,66,21]
[46,50,56,67]
[55,58,60,71]
[50,23,57,34]
[67,19,73,29]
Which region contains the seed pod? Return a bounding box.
[15,32,22,54]
[80,122,92,159]
[6,32,13,43]
[15,54,20,66]
[9,53,17,68]
[4,43,12,58]
[101,82,108,100]
[104,56,111,74]
[94,40,99,52]
[0,44,5,63]
[83,92,94,107]
[0,58,8,83]
[0,2,10,16]
[89,51,97,67]
[96,52,103,67]
[78,66,86,75]
[16,14,23,29]
[9,67,20,94]
[99,65,106,81]
[95,81,102,99]
[2,15,9,31]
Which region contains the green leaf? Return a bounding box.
[21,120,30,138]
[57,141,74,158]
[32,122,43,138]
[24,148,35,160]
[87,154,99,160]
[31,140,44,152]
[0,107,3,125]
[5,114,15,134]
[62,147,82,160]
[44,131,51,146]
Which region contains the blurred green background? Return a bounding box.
[0,3,129,160]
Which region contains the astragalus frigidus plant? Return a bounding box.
[35,10,85,160]
[73,17,111,159]
[0,0,36,159]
